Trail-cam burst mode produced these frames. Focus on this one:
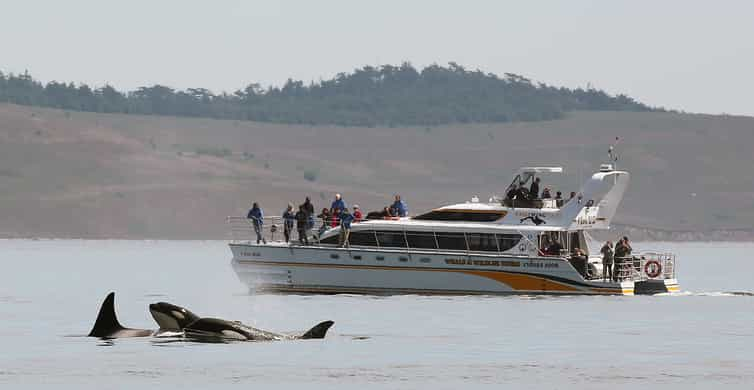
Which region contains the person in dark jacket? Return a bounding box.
[601,240,614,281]
[302,196,315,230]
[613,237,633,280]
[295,205,309,245]
[247,202,266,244]
[614,237,632,258]
[338,208,354,247]
[545,239,563,256]
[529,177,541,200]
[317,208,331,237]
[282,204,295,243]
[541,187,552,199]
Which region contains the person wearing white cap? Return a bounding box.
[353,204,363,222]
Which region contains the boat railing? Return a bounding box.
[614,252,676,281]
[227,215,531,257]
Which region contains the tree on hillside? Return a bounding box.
[0,64,661,126]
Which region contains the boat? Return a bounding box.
[227,161,679,296]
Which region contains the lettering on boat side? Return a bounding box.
[522,261,559,268]
[444,259,521,267]
[576,215,597,225]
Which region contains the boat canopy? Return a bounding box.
[518,166,563,174]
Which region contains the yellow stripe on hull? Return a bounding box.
[236,259,633,296]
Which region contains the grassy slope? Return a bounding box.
[1,103,752,238]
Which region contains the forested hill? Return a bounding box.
[0,63,659,126]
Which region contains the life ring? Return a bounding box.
[644,260,662,278]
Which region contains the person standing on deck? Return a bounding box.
[338,208,354,247]
[391,195,408,217]
[529,177,541,200]
[541,187,552,199]
[621,236,633,256]
[282,204,295,243]
[247,202,266,244]
[295,205,309,245]
[302,196,315,231]
[330,193,346,215]
[329,193,345,228]
[601,240,614,282]
[614,237,633,280]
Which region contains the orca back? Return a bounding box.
[88,292,151,338]
[300,320,335,339]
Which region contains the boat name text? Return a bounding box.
[445,258,521,267]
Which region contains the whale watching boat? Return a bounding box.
[228,161,679,296]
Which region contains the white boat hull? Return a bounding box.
[230,243,635,295]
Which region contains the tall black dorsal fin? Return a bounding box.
[300,320,334,339]
[88,292,124,337]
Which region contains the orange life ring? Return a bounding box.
[644,260,662,278]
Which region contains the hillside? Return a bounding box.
[0,64,656,127]
[0,103,752,239]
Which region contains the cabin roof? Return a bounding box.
[355,218,565,232]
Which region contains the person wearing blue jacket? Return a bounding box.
[247,202,267,244]
[390,195,408,217]
[338,208,355,247]
[330,193,346,215]
[282,204,295,243]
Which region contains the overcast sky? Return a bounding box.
[2,0,752,116]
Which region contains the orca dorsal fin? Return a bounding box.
[88,292,124,337]
[300,320,334,339]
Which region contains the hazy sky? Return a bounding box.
[2,0,753,116]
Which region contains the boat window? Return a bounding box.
[375,231,407,248]
[498,234,522,252]
[436,233,468,251]
[413,210,506,222]
[466,233,499,252]
[405,231,438,249]
[349,231,378,247]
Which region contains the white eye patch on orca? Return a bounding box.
[221,330,247,340]
[171,310,185,320]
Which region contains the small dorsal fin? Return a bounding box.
[88,292,124,337]
[300,320,334,339]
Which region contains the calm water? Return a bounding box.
[1,240,753,389]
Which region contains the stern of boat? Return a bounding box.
[618,251,679,295]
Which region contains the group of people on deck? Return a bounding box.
[506,177,577,205]
[246,193,409,247]
[600,236,633,282]
[539,235,633,281]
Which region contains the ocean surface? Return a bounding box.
[1,240,753,389]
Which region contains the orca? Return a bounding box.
[148,302,200,331]
[88,292,153,338]
[89,293,335,343]
[184,318,334,342]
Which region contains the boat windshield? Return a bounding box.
[413,210,506,222]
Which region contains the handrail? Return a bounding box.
[227,215,527,256]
